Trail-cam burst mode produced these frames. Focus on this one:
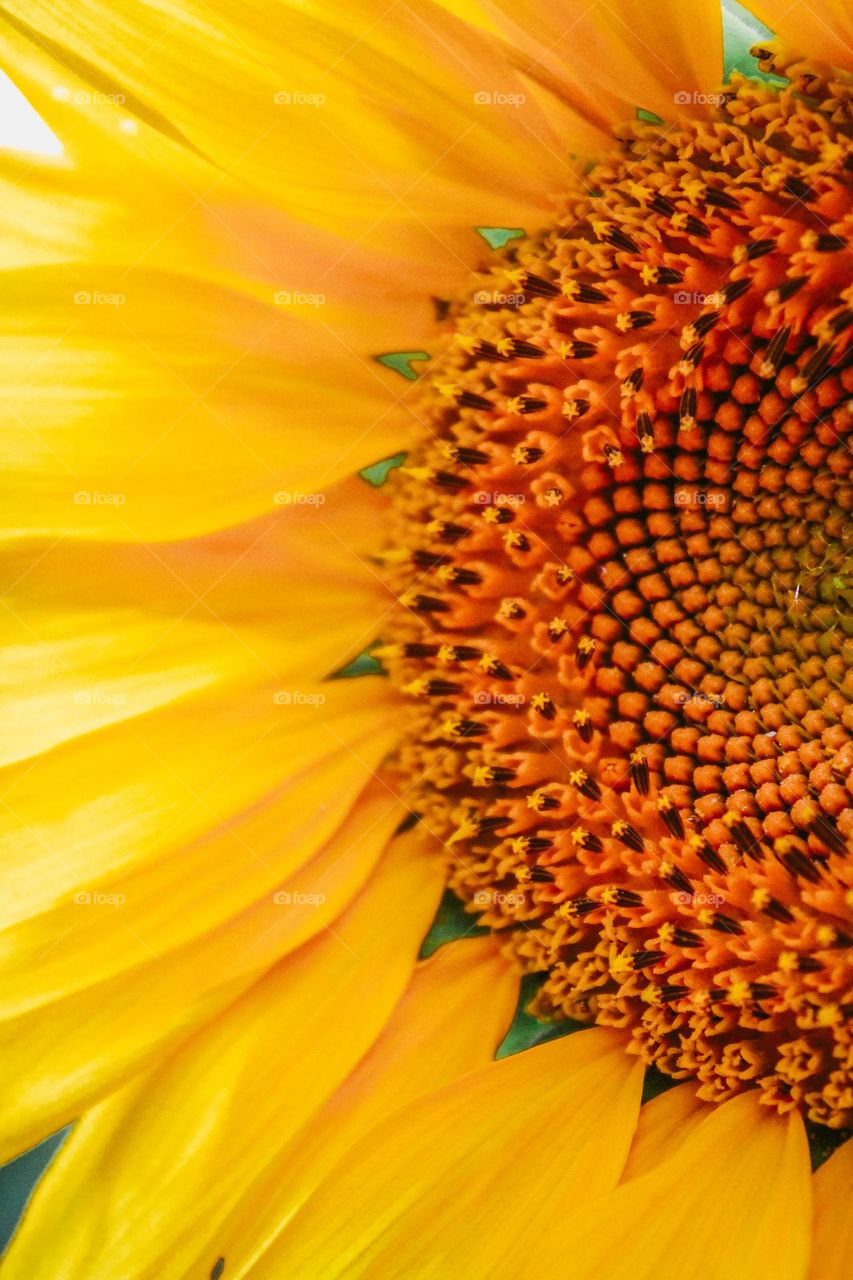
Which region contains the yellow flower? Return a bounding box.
[0,1,850,1278]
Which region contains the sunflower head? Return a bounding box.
[384,53,852,1128]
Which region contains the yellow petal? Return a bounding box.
[0,264,412,541]
[446,0,725,123]
[536,1090,812,1280]
[1,829,444,1279]
[1,473,394,739]
[620,1082,710,1180]
[2,0,603,246]
[201,936,519,1277]
[0,679,401,1159]
[255,1028,642,1279]
[744,2,853,70]
[809,1141,853,1280]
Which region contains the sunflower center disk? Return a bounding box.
[384,61,853,1127]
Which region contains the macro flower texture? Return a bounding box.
[0,0,851,1276]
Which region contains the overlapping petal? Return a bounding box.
[0,0,601,252]
[745,1,852,70]
[0,829,445,1277]
[809,1142,853,1280]
[251,1028,642,1279]
[442,0,726,123]
[535,1091,812,1280]
[185,935,519,1277]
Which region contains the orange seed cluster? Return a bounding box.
[384,54,852,1127]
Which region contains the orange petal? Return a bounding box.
[450,0,726,124]
[200,936,519,1277]
[809,1140,853,1280]
[744,2,853,70]
[536,1090,812,1280]
[620,1082,711,1180]
[251,1028,642,1278]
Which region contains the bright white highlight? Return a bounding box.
[0,71,63,157]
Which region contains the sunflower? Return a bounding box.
[0,0,851,1276]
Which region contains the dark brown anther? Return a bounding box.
[630,753,650,795]
[760,896,795,924]
[403,642,439,658]
[649,194,676,216]
[721,278,750,304]
[672,927,702,948]
[411,594,449,614]
[659,984,689,1002]
[523,272,561,298]
[633,949,664,969]
[810,812,848,855]
[530,866,556,883]
[705,186,741,210]
[710,912,744,935]
[433,470,470,491]
[659,803,685,839]
[458,392,493,412]
[511,339,546,358]
[745,237,775,260]
[436,522,471,543]
[450,445,490,465]
[426,679,461,697]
